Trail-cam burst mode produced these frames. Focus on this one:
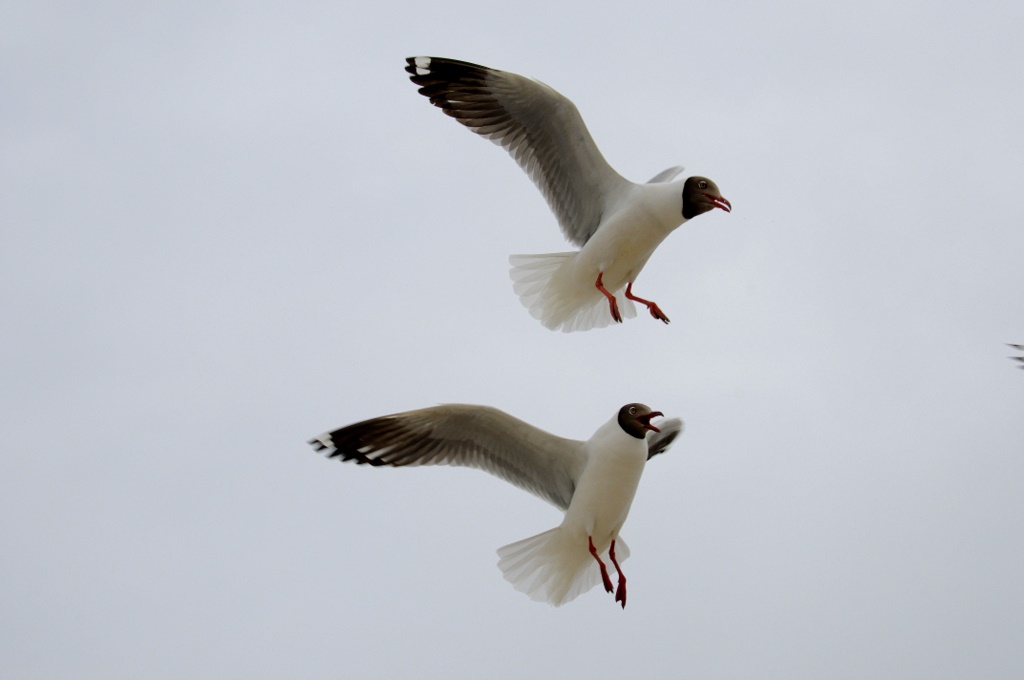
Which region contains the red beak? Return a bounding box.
[637,410,664,433]
[704,193,732,213]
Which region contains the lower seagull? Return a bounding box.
[308,403,684,608]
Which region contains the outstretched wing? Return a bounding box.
[406,57,631,247]
[309,404,586,510]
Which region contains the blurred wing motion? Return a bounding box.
[647,418,684,459]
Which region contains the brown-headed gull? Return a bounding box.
[405,56,731,332]
[308,403,684,608]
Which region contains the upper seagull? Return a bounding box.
[405,56,731,332]
[308,403,684,608]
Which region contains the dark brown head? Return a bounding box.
[682,176,731,220]
[617,403,664,439]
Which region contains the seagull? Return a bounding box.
[1010,344,1024,369]
[308,403,684,608]
[405,56,731,332]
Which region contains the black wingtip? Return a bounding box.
[306,426,394,465]
[307,435,332,453]
[404,56,495,85]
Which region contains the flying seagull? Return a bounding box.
[405,56,731,332]
[1010,344,1024,369]
[308,403,684,608]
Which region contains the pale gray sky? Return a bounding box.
[3,1,1023,678]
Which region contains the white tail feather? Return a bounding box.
[509,253,636,333]
[497,527,630,606]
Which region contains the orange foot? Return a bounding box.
[589,536,614,593]
[609,539,627,609]
[595,272,623,323]
[625,282,670,324]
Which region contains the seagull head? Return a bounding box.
[618,403,665,439]
[682,176,731,219]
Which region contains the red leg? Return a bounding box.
[625,282,670,324]
[609,539,627,608]
[595,273,622,323]
[589,536,614,594]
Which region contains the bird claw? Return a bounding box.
[596,273,623,323]
[625,282,669,325]
[647,304,670,324]
[609,538,627,609]
[589,536,616,594]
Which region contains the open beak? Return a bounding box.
[637,410,664,433]
[704,193,732,213]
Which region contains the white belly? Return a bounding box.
[573,211,672,290]
[560,433,648,552]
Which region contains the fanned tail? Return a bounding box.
[509,253,636,333]
[497,527,630,607]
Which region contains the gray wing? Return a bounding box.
[406,57,631,247]
[647,417,684,460]
[308,404,586,510]
[647,166,685,183]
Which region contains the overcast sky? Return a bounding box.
[3,1,1023,678]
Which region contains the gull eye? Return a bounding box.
[628,406,637,415]
[698,180,708,190]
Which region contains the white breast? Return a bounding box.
[559,419,649,552]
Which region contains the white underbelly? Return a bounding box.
[573,217,670,290]
[561,455,646,551]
